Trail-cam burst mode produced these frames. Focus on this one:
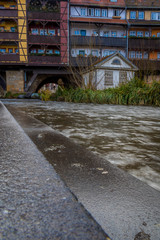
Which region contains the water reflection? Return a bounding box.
[4,100,160,191]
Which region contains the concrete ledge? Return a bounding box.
[4,101,160,240]
[0,101,109,240]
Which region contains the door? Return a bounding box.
[113,71,119,87]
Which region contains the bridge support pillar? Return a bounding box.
[6,70,24,93]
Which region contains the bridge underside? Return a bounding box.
[0,66,72,93]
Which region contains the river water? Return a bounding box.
[3,100,160,191]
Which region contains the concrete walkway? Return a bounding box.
[0,101,109,240]
[4,100,160,240]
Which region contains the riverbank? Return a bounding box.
[52,79,160,106]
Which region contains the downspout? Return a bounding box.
[125,3,129,58]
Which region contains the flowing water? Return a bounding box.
[3,99,160,191]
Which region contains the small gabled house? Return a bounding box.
[83,52,138,89]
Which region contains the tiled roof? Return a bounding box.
[126,0,160,8]
[70,17,127,25]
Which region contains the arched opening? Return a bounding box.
[36,75,70,92]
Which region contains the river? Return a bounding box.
[3,99,160,191]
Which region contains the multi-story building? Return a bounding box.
[0,0,160,92]
[0,0,68,66]
[126,0,160,71]
[69,0,127,65]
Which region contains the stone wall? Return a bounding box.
[6,70,24,93]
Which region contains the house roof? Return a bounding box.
[83,52,138,74]
[94,52,139,70]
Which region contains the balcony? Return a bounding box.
[129,38,160,51]
[0,32,18,40]
[29,55,61,65]
[70,56,99,67]
[0,54,19,62]
[131,59,160,71]
[28,11,60,21]
[28,35,60,45]
[71,36,127,48]
[0,9,18,18]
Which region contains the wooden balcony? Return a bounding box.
[28,35,60,45]
[0,54,19,62]
[129,38,160,51]
[131,59,160,71]
[0,32,18,41]
[71,36,127,48]
[29,55,61,65]
[70,56,99,67]
[0,9,18,18]
[28,11,60,21]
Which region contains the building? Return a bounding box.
[126,0,160,72]
[69,0,127,65]
[83,52,138,89]
[0,0,160,93]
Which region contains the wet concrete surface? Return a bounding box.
[0,102,109,240]
[5,103,160,240]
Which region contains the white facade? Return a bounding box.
[83,52,138,90]
[70,6,126,19]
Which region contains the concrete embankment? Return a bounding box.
[4,101,160,240]
[0,101,109,240]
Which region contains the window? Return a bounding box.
[88,8,94,16]
[31,28,38,35]
[129,51,135,59]
[93,31,98,36]
[95,9,101,17]
[8,48,13,53]
[80,30,86,36]
[110,0,117,2]
[30,49,36,54]
[109,50,116,55]
[111,59,121,65]
[57,29,60,36]
[102,9,107,17]
[157,32,160,37]
[130,11,136,19]
[15,49,19,54]
[145,31,149,37]
[151,12,160,20]
[48,29,55,36]
[74,30,80,35]
[113,9,120,17]
[10,5,16,8]
[91,50,98,57]
[0,5,4,9]
[10,27,16,32]
[137,31,143,37]
[0,27,4,32]
[55,50,60,55]
[40,29,47,35]
[81,8,86,16]
[79,50,85,56]
[46,49,53,54]
[129,31,136,37]
[38,49,45,54]
[111,31,117,37]
[103,50,109,57]
[143,52,148,59]
[0,48,6,53]
[157,53,160,60]
[103,31,109,37]
[136,51,142,59]
[138,11,144,19]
